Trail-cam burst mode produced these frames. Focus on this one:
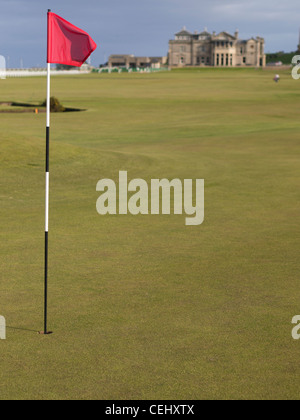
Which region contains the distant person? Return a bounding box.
[274,74,280,83]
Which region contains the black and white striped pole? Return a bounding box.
[40,9,53,335]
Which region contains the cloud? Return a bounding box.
[0,0,299,67]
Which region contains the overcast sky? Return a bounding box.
[0,0,299,68]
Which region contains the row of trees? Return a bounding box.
[266,51,298,65]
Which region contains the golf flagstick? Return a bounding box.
[39,9,97,335]
[40,9,52,335]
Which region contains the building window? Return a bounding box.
[180,46,186,53]
[216,54,220,66]
[243,57,246,64]
[226,54,229,66]
[180,56,185,65]
[206,57,210,65]
[221,54,224,66]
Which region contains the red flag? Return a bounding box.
[47,12,97,67]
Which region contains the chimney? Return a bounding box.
[235,29,239,39]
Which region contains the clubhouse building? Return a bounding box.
[169,28,266,68]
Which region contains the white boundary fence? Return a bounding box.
[5,69,91,78]
[97,66,170,74]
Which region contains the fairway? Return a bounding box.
[0,68,299,400]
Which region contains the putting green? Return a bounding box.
[0,68,299,400]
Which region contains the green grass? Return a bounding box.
[0,68,299,400]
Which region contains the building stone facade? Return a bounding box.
[169,28,266,67]
[108,55,167,69]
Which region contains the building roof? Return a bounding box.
[198,30,211,36]
[214,31,236,40]
[175,27,192,36]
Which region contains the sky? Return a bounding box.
[0,0,299,68]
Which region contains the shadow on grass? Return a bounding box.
[7,326,39,334]
[12,101,85,113]
[0,101,86,113]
